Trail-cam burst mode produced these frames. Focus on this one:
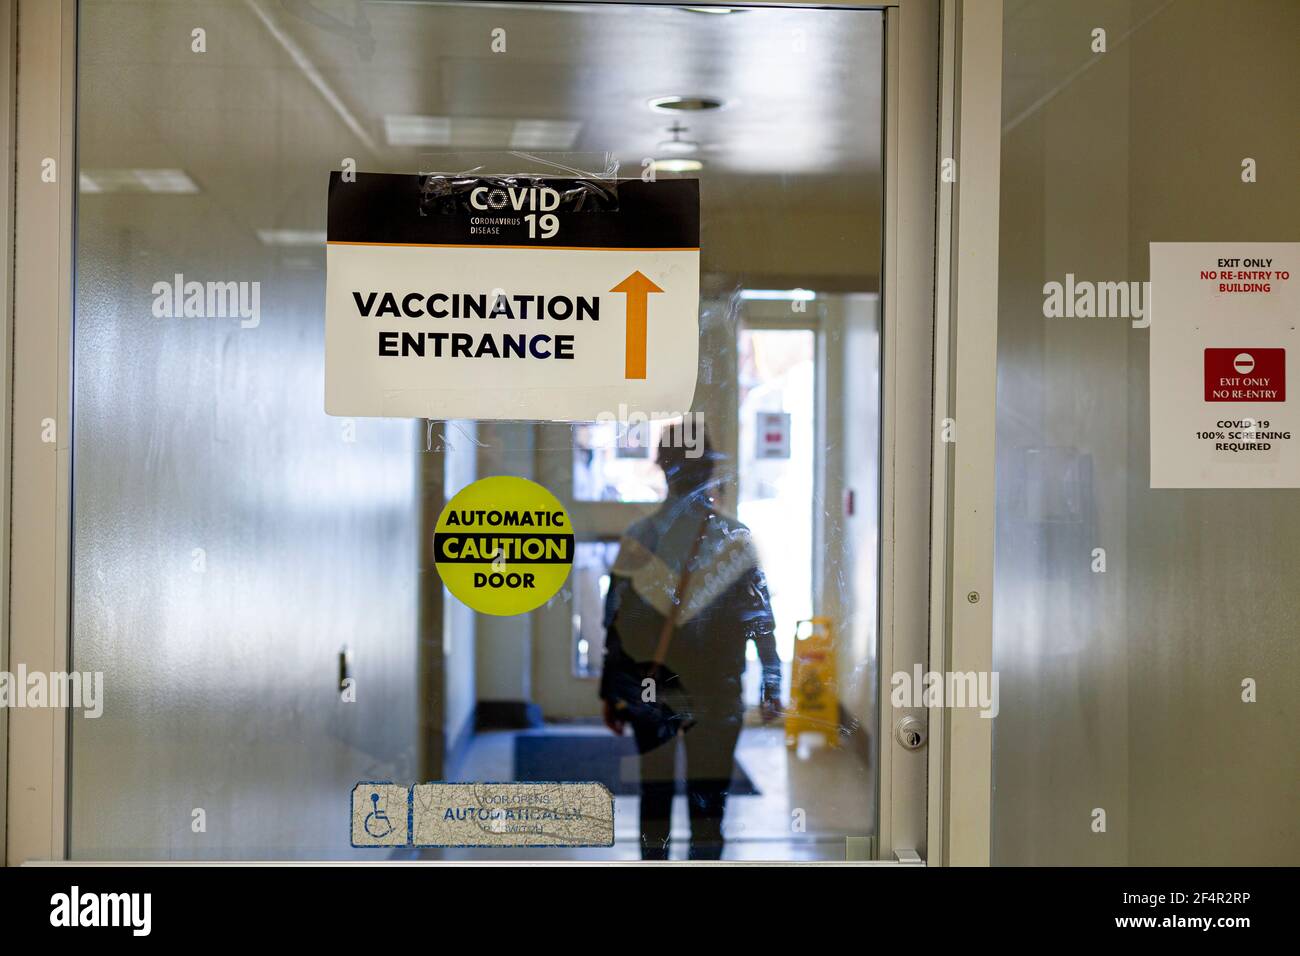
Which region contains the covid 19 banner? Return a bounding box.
[324,172,700,421]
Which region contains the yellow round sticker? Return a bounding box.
[434,475,574,617]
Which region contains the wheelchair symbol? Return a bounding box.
[364,791,394,839]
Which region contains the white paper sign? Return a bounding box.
[755,410,791,459]
[1150,242,1298,488]
[325,173,700,421]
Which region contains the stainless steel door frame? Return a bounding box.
[877,0,936,861]
[925,0,1003,867]
[6,0,76,866]
[0,0,16,865]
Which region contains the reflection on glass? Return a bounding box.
[572,421,669,503]
[599,423,783,859]
[570,541,620,678]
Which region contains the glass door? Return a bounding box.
[61,0,899,861]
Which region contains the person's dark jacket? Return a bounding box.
[599,503,780,711]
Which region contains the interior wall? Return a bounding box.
[992,0,1134,865]
[826,295,881,742]
[993,0,1300,864]
[703,192,881,293]
[1122,0,1300,864]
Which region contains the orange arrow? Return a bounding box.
[610,270,664,379]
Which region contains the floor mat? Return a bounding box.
[513,733,759,797]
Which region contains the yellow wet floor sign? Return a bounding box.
[785,616,840,748]
[434,475,574,616]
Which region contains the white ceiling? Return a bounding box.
[291,1,882,176]
[77,1,887,288]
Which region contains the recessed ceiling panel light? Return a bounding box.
[739,288,817,302]
[650,158,704,173]
[79,169,199,194]
[448,117,514,147]
[509,119,584,150]
[648,95,725,113]
[257,229,327,246]
[133,169,200,193]
[384,114,452,147]
[385,114,583,150]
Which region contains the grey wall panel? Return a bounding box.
[993,0,1300,864]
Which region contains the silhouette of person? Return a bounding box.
[599,423,781,860]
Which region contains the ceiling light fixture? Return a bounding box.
[648,95,725,113]
[509,119,584,150]
[79,169,199,194]
[257,229,327,247]
[739,288,817,302]
[383,115,582,150]
[650,158,704,174]
[656,122,699,155]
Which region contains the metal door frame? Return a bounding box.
[926,0,1002,867]
[0,0,15,868]
[3,0,1002,865]
[5,0,76,866]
